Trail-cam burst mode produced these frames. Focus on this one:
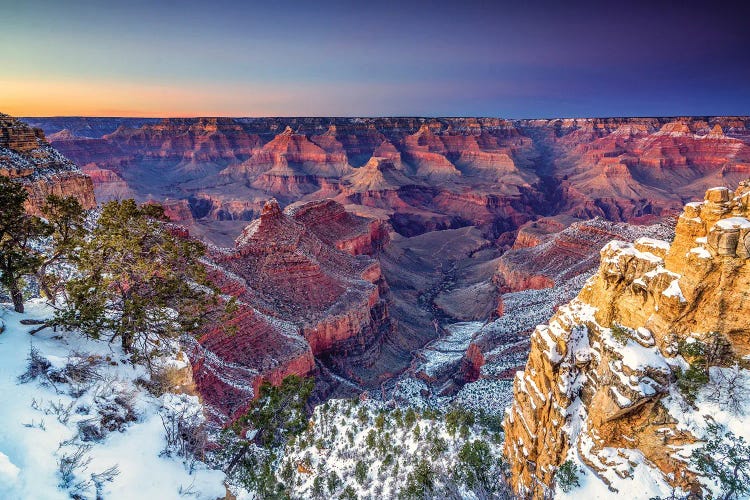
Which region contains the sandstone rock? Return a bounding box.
[503,181,750,497]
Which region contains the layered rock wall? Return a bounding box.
[503,181,750,497]
[1,113,96,214]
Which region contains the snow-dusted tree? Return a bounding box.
[0,176,51,312]
[36,194,87,302]
[56,200,213,359]
[705,365,750,415]
[692,423,750,500]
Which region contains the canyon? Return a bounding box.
[8,113,750,450]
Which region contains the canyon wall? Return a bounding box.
[503,181,750,498]
[29,116,750,241]
[189,198,393,420]
[1,113,96,214]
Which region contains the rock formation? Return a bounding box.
[503,181,750,497]
[188,199,392,420]
[0,113,95,214]
[30,116,749,244]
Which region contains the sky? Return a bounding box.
[1,0,749,118]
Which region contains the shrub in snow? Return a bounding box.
[691,423,750,500]
[17,345,53,384]
[705,365,750,416]
[400,459,436,499]
[55,199,215,365]
[218,375,314,497]
[0,176,51,313]
[57,444,93,488]
[675,364,710,404]
[556,459,582,493]
[456,440,506,494]
[159,394,209,470]
[610,323,631,345]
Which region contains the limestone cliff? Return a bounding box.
[503,181,750,498]
[0,113,96,214]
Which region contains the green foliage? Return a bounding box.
[459,423,470,439]
[445,407,475,437]
[676,335,732,404]
[675,365,710,404]
[400,460,435,499]
[340,485,357,500]
[56,199,214,359]
[365,429,376,449]
[392,408,403,427]
[404,408,416,428]
[456,440,494,491]
[327,471,341,494]
[311,476,325,498]
[678,339,707,359]
[556,460,582,493]
[357,406,369,425]
[280,459,295,483]
[691,423,750,499]
[220,445,288,500]
[221,376,313,498]
[374,412,386,431]
[429,435,447,459]
[421,408,440,420]
[610,323,630,345]
[354,460,368,484]
[234,375,314,449]
[0,177,51,312]
[37,195,87,301]
[477,412,505,433]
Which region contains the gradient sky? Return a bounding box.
[2,0,749,117]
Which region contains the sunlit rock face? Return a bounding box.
[0,113,96,214]
[503,181,750,498]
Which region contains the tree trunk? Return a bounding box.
[37,264,55,304]
[9,280,24,313]
[121,330,133,353]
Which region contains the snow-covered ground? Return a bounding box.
[263,398,507,500]
[0,301,225,500]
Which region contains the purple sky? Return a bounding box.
[2,0,750,117]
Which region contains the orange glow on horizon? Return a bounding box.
[1,78,304,117]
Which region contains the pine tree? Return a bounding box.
[0,177,51,312]
[37,195,87,302]
[56,199,213,359]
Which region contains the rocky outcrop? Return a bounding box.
[493,217,673,293]
[189,199,393,420]
[0,113,96,215]
[503,181,750,497]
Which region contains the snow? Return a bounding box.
[662,278,687,302]
[689,246,712,259]
[635,237,670,251]
[0,301,225,500]
[714,217,750,230]
[257,398,507,499]
[0,451,20,485]
[418,321,482,378]
[602,240,663,265]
